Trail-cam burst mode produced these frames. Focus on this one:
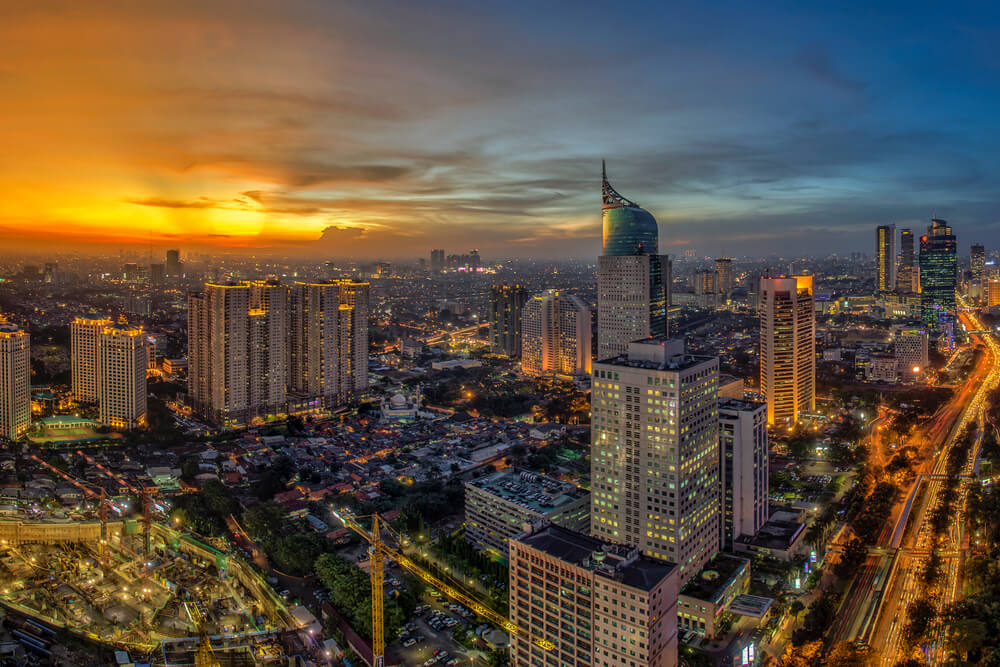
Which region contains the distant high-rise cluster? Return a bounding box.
[188,279,369,427]
[597,163,670,358]
[0,321,30,441]
[759,276,815,425]
[520,290,592,377]
[488,283,529,358]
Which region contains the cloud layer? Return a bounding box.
[2,1,1000,257]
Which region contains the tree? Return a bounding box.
[788,600,805,621]
[826,641,873,667]
[903,596,937,645]
[834,538,868,578]
[779,640,822,667]
[945,618,986,660]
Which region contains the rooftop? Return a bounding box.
[719,397,766,413]
[514,524,675,592]
[743,516,805,551]
[597,338,716,372]
[467,469,586,515]
[680,554,750,602]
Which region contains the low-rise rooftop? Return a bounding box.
[466,469,586,514]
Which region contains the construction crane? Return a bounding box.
[333,510,554,667]
[185,601,220,667]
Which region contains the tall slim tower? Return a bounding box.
[250,281,289,415]
[488,284,529,358]
[876,224,896,294]
[714,257,734,303]
[591,339,720,581]
[759,276,815,425]
[165,249,182,278]
[71,313,112,403]
[971,243,986,284]
[520,290,592,377]
[0,322,30,442]
[597,163,670,358]
[97,323,147,429]
[719,398,768,551]
[897,228,915,293]
[919,219,957,324]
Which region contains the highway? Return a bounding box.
[864,305,1000,664]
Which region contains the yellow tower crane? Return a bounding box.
[185,601,221,667]
[334,510,554,667]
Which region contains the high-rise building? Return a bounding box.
[488,283,529,358]
[971,243,986,284]
[520,290,592,377]
[509,523,679,667]
[597,164,669,358]
[289,280,370,408]
[897,228,915,293]
[71,313,113,403]
[694,270,717,308]
[0,322,30,442]
[150,263,165,284]
[919,218,957,324]
[988,278,1000,307]
[591,339,720,581]
[876,224,896,294]
[188,282,289,426]
[97,323,147,429]
[469,249,481,272]
[165,249,182,278]
[430,249,445,273]
[759,276,815,425]
[719,399,768,552]
[715,258,733,302]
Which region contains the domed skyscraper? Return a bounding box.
[597,162,671,358]
[601,161,659,256]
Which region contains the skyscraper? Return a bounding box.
[876,224,896,294]
[488,283,529,358]
[289,280,370,408]
[971,243,986,284]
[597,164,670,358]
[719,398,768,551]
[759,276,815,425]
[520,290,592,377]
[919,219,957,324]
[714,258,733,303]
[897,228,915,293]
[591,339,720,581]
[430,249,445,273]
[71,313,112,403]
[97,323,147,429]
[165,249,182,278]
[0,322,30,442]
[188,282,289,426]
[509,524,679,667]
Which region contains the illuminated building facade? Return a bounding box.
[719,398,768,551]
[759,276,815,425]
[894,329,929,381]
[971,243,986,284]
[919,218,957,324]
[715,258,733,303]
[0,322,30,441]
[521,290,592,377]
[71,313,112,403]
[876,224,896,294]
[488,283,529,358]
[897,228,916,293]
[591,339,720,581]
[97,323,147,429]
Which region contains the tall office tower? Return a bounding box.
[71,313,112,403]
[0,322,30,442]
[430,249,445,273]
[97,324,147,429]
[150,263,165,285]
[895,329,929,380]
[249,280,289,414]
[488,283,529,358]
[919,218,957,324]
[714,258,733,302]
[597,164,670,358]
[165,249,182,278]
[719,399,768,551]
[876,224,897,294]
[897,228,915,293]
[520,290,592,377]
[289,280,370,408]
[988,279,1000,307]
[759,276,815,425]
[188,282,292,426]
[509,524,679,667]
[971,243,986,284]
[591,339,720,581]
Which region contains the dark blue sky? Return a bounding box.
[3,1,1000,257]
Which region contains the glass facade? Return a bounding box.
[919,219,957,325]
[602,205,660,256]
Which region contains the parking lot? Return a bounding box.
[388,590,496,667]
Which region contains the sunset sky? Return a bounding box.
[4,1,1000,258]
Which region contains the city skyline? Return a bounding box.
[5,2,1000,258]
